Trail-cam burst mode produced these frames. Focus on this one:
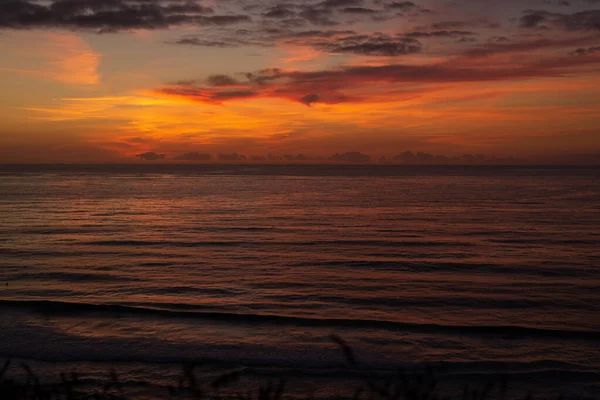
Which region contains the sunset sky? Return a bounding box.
[0,0,599,162]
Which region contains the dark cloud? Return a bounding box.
[211,89,257,101]
[340,7,377,14]
[431,20,469,29]
[137,152,165,160]
[254,0,392,27]
[282,57,594,84]
[146,0,436,48]
[174,38,245,47]
[0,0,249,31]
[170,23,477,54]
[297,7,337,26]
[300,93,321,105]
[424,18,500,30]
[244,67,285,85]
[391,151,522,165]
[206,74,240,86]
[155,48,600,106]
[298,91,349,105]
[274,30,477,57]
[203,15,251,26]
[313,33,422,56]
[172,28,359,49]
[406,30,477,38]
[520,9,600,30]
[461,35,600,58]
[330,152,372,162]
[262,5,297,19]
[160,79,259,102]
[520,11,552,28]
[282,154,312,161]
[573,45,600,54]
[203,29,424,56]
[385,1,417,11]
[280,29,356,39]
[318,0,364,8]
[218,153,246,161]
[557,9,600,30]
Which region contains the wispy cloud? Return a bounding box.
[0,31,100,85]
[44,32,101,85]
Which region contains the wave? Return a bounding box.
[79,239,470,248]
[9,227,123,235]
[488,239,600,245]
[6,271,142,283]
[286,260,598,277]
[1,299,598,342]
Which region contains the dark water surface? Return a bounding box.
[1,165,599,399]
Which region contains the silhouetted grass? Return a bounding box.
[0,337,567,400]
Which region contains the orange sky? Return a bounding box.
[0,0,599,163]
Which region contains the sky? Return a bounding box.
[0,0,599,163]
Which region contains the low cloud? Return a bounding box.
[137,151,165,160]
[218,153,246,161]
[330,152,372,162]
[391,151,521,165]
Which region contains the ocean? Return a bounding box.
[0,164,599,399]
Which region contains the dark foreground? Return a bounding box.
[0,337,588,400]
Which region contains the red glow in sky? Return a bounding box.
[0,0,599,163]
